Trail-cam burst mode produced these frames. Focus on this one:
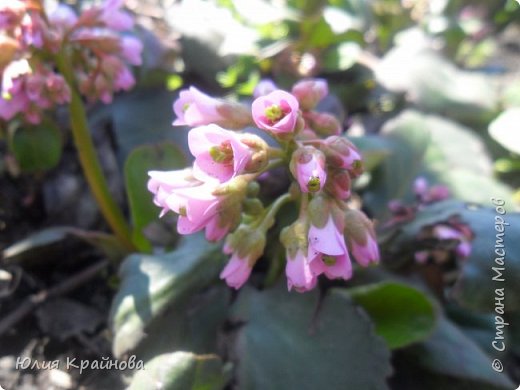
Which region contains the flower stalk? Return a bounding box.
[56,51,135,251]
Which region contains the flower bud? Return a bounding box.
[173,86,252,129]
[303,111,342,136]
[323,136,363,177]
[220,224,267,289]
[343,209,379,267]
[325,170,351,200]
[291,78,328,111]
[289,146,327,193]
[253,79,277,98]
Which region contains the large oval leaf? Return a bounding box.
[346,282,438,349]
[109,234,225,358]
[127,352,227,390]
[230,284,392,390]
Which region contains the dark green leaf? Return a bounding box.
[110,234,225,358]
[347,282,437,349]
[127,352,227,390]
[231,283,392,389]
[364,110,431,219]
[451,207,520,312]
[405,317,514,388]
[9,121,62,172]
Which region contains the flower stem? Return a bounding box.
[258,193,293,232]
[56,52,135,251]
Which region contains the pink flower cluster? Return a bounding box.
[148,78,380,292]
[0,0,142,123]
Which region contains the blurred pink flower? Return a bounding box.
[100,0,134,31]
[253,79,278,99]
[291,78,328,111]
[120,35,142,66]
[251,90,300,134]
[173,86,224,127]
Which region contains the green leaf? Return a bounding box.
[2,226,128,264]
[110,234,225,358]
[421,115,515,206]
[231,283,392,389]
[351,135,391,172]
[9,121,62,172]
[405,317,514,389]
[133,285,230,363]
[488,108,520,154]
[124,142,185,251]
[376,49,498,126]
[347,282,437,349]
[127,352,227,390]
[364,110,431,219]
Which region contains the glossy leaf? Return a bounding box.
[347,282,437,349]
[405,317,514,389]
[127,352,227,390]
[231,284,392,389]
[110,234,225,358]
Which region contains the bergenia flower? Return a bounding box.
[291,78,328,111]
[220,225,266,289]
[285,249,317,292]
[251,90,300,134]
[173,86,226,127]
[323,136,363,176]
[289,146,327,193]
[220,252,253,289]
[120,36,143,66]
[100,0,134,31]
[253,79,278,98]
[188,124,253,183]
[303,111,341,136]
[344,209,380,267]
[308,214,352,280]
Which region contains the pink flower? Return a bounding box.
[433,225,471,258]
[290,146,327,193]
[251,90,300,134]
[308,215,352,280]
[344,210,380,267]
[100,0,134,31]
[285,249,317,292]
[188,124,252,183]
[114,66,135,91]
[220,253,252,289]
[120,35,142,66]
[173,87,224,127]
[323,136,362,176]
[291,78,328,111]
[253,79,277,98]
[148,170,245,241]
[0,0,25,30]
[49,4,78,29]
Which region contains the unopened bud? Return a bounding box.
[323,136,363,177]
[291,78,328,111]
[226,224,266,264]
[344,209,379,266]
[303,111,341,136]
[216,101,254,129]
[325,170,351,200]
